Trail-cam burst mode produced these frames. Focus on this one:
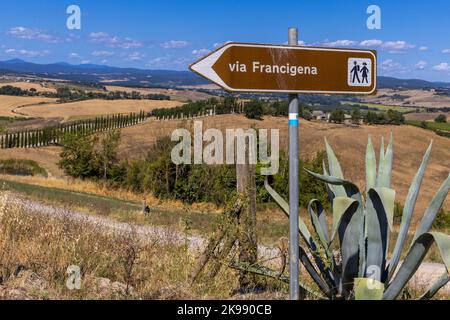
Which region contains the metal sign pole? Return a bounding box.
[288,27,300,300]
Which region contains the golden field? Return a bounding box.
[105,85,213,102]
[15,99,183,120]
[0,95,57,118]
[362,88,450,109]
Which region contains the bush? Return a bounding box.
[435,114,447,123]
[0,159,47,177]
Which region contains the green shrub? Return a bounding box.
[0,159,47,177]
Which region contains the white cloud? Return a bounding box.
[160,40,190,49]
[89,32,144,49]
[5,48,49,57]
[125,52,145,61]
[415,60,427,70]
[68,52,80,59]
[322,40,357,47]
[146,55,190,70]
[432,62,450,71]
[442,49,450,54]
[359,39,383,47]
[419,46,428,51]
[380,59,405,73]
[91,50,115,57]
[382,41,415,53]
[80,60,91,65]
[192,49,211,56]
[7,26,62,43]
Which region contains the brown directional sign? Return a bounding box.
[190,42,377,94]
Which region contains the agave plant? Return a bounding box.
[265,135,450,300]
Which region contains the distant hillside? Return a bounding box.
[0,59,449,90]
[378,76,450,89]
[0,59,206,88]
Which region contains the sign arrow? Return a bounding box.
[190,42,377,94]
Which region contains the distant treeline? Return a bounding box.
[0,111,147,149]
[0,85,170,102]
[152,97,309,120]
[152,97,406,126]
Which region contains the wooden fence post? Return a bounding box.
[236,135,258,292]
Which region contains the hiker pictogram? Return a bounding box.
[348,58,372,87]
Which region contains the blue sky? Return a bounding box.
[0,0,449,81]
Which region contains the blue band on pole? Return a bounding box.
[289,113,299,126]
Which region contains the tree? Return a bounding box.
[59,133,98,179]
[351,109,361,124]
[99,130,121,180]
[243,100,263,120]
[435,114,447,123]
[364,111,378,124]
[329,109,345,123]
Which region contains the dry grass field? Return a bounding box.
[105,85,213,102]
[0,95,57,117]
[119,115,450,220]
[362,88,450,108]
[0,81,57,93]
[405,112,450,122]
[16,99,183,120]
[0,147,62,178]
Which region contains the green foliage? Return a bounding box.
[329,109,345,123]
[0,159,47,177]
[58,130,122,180]
[243,100,263,120]
[435,114,447,123]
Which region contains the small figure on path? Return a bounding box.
[142,199,151,217]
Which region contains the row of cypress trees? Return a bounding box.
[152,98,245,120]
[0,110,147,149]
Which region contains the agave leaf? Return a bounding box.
[264,177,313,244]
[305,168,367,280]
[331,196,361,297]
[323,160,337,203]
[325,138,344,179]
[366,135,377,191]
[384,232,450,300]
[308,199,329,246]
[388,141,433,280]
[264,177,337,292]
[365,188,395,282]
[331,197,358,242]
[419,272,450,300]
[376,137,386,187]
[304,169,361,199]
[324,138,347,197]
[377,133,394,188]
[412,174,450,243]
[354,278,385,300]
